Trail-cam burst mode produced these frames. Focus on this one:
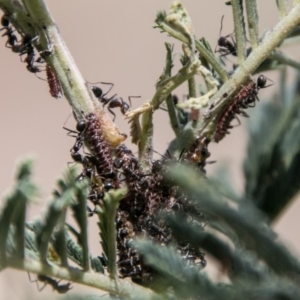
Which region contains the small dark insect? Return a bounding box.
[0,14,9,28]
[214,74,268,142]
[0,15,18,48]
[46,64,63,98]
[0,16,45,79]
[9,34,34,54]
[64,118,102,180]
[18,37,45,77]
[28,273,72,294]
[89,82,132,121]
[215,16,237,57]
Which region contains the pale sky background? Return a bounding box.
[0,1,299,299]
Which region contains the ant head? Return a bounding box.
[172,95,179,105]
[76,120,86,132]
[23,34,33,45]
[71,152,83,163]
[114,158,124,169]
[1,15,9,27]
[218,36,227,47]
[121,101,130,114]
[152,160,163,173]
[257,74,267,89]
[104,179,114,191]
[91,86,103,98]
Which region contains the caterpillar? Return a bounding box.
[214,74,267,142]
[46,64,63,98]
[84,112,116,179]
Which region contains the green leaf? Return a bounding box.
[97,188,127,279]
[244,73,300,221]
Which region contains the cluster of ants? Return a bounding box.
[64,109,210,285]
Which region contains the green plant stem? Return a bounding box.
[188,76,197,98]
[270,50,300,71]
[139,111,154,167]
[277,0,288,19]
[56,211,68,267]
[155,22,229,82]
[13,193,27,260]
[231,0,246,63]
[187,76,199,122]
[77,186,90,272]
[138,59,200,164]
[164,43,181,137]
[5,258,157,299]
[245,0,259,49]
[166,94,181,137]
[20,0,95,118]
[98,188,127,280]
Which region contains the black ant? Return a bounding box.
[0,16,35,55]
[24,44,44,75]
[63,119,92,178]
[89,82,133,121]
[28,273,72,294]
[0,15,18,48]
[215,15,237,57]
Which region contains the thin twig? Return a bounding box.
[270,50,300,71]
[155,21,229,82]
[5,257,157,299]
[245,0,259,49]
[164,43,181,137]
[276,0,288,19]
[231,0,247,63]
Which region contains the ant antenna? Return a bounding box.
[128,95,141,107]
[86,81,114,97]
[219,15,225,37]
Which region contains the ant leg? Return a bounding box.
[36,281,47,292]
[40,29,53,57]
[34,72,47,81]
[28,273,47,292]
[67,161,76,168]
[28,272,37,283]
[128,96,141,107]
[239,109,249,118]
[231,114,241,128]
[178,148,186,161]
[63,126,78,136]
[159,106,168,112]
[98,82,114,96]
[215,15,225,53]
[87,81,114,97]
